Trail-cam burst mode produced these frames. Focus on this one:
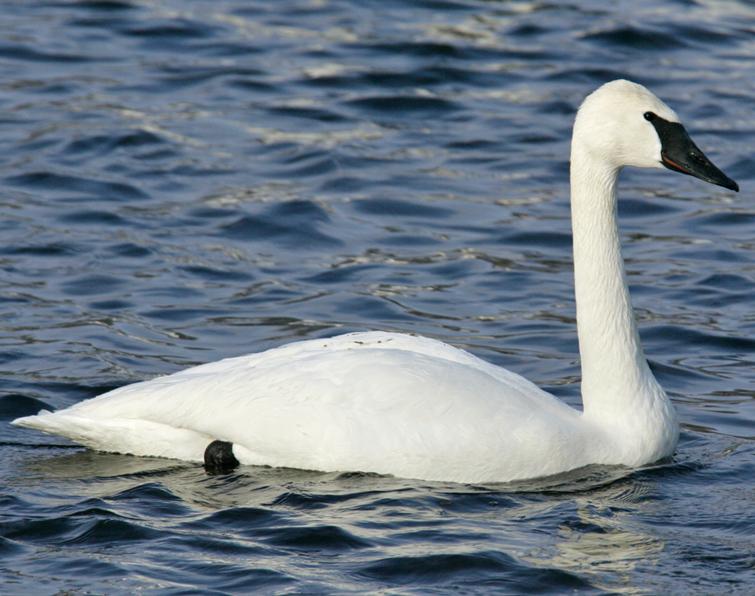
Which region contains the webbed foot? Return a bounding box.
[204,440,240,474]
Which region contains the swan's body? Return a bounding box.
[13,80,738,483]
[13,331,673,483]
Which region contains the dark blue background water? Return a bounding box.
[1,0,753,593]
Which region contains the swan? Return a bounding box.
[13,80,739,483]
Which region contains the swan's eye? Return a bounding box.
[643,111,655,121]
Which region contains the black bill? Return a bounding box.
[644,112,739,192]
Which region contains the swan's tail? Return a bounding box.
[12,411,209,462]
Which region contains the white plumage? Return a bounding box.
[15,80,739,483]
[18,332,592,482]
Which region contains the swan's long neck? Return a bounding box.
[569,147,662,422]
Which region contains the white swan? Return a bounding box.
[13,80,739,483]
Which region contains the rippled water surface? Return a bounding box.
[1,0,754,593]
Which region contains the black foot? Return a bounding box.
[204,440,240,474]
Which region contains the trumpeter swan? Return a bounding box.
[13,80,739,483]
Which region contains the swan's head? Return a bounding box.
[573,80,738,191]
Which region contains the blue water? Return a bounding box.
[1,0,754,593]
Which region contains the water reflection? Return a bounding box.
[16,448,666,593]
[543,486,664,594]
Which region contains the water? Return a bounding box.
[1,0,753,592]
